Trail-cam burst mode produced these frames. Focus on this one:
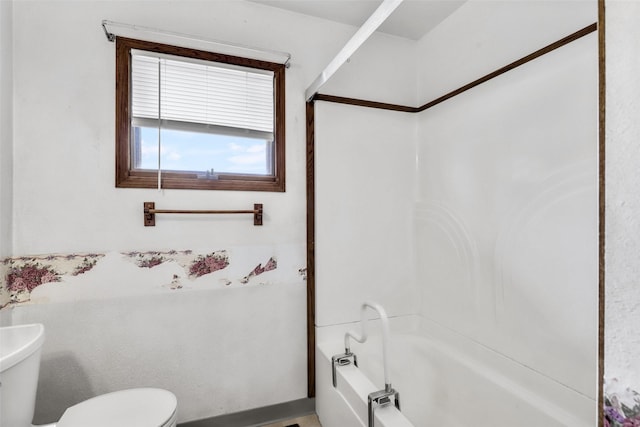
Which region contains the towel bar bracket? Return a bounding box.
[144,202,156,226]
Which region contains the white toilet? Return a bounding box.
[0,323,178,427]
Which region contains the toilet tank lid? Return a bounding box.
[57,388,177,427]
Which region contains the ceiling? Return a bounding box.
[248,0,466,41]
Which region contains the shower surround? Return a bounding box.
[311,1,604,425]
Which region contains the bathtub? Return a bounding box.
[316,315,595,427]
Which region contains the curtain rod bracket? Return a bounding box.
[101,20,115,42]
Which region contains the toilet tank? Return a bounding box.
[0,323,45,427]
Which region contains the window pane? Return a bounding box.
[132,126,272,176]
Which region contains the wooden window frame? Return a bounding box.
[115,37,286,192]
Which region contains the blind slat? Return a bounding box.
[131,53,274,133]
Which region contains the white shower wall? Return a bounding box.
[415,7,598,403]
[314,26,421,327]
[315,7,598,408]
[315,4,598,402]
[315,103,419,326]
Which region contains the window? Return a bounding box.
[115,37,285,191]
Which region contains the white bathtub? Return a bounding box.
[316,315,595,427]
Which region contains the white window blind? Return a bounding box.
[131,50,275,139]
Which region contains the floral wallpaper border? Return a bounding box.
[605,378,640,427]
[123,250,230,278]
[2,254,105,306]
[1,249,305,308]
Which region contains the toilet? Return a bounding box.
[55,388,177,427]
[0,323,177,427]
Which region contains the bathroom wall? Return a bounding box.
[313,29,419,326]
[319,29,421,107]
[8,0,342,257]
[415,1,597,103]
[604,0,640,417]
[314,103,418,326]
[0,0,401,423]
[414,0,598,420]
[0,0,13,260]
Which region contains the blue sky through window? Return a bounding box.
[137,127,269,175]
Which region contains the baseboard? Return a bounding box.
[178,398,315,427]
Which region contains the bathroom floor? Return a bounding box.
[261,414,322,427]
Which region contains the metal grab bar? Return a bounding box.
[344,301,392,388]
[143,202,263,226]
[331,301,400,427]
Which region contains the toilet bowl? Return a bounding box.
[0,323,177,427]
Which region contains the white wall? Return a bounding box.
[315,103,418,326]
[414,0,598,419]
[9,0,347,256]
[605,0,640,394]
[417,31,598,396]
[313,28,419,326]
[11,281,307,423]
[3,0,374,423]
[416,0,597,103]
[0,0,13,259]
[321,31,419,107]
